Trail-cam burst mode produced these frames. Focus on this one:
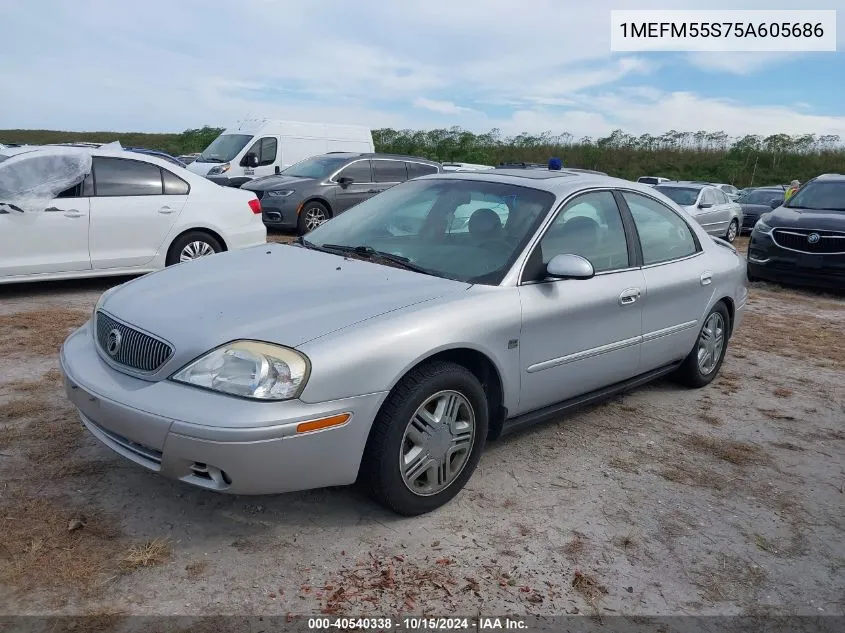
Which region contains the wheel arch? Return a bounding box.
[299,196,334,217]
[165,226,228,260]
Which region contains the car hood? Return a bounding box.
[241,175,315,191]
[99,244,471,372]
[740,203,771,214]
[764,206,845,231]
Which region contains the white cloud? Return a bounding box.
[413,98,475,115]
[0,0,841,139]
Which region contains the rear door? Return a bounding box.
[88,157,188,269]
[333,159,373,212]
[0,179,91,277]
[370,159,409,196]
[619,191,712,372]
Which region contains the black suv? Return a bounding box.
[241,153,442,234]
[747,174,845,290]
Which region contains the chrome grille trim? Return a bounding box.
[95,311,173,373]
[771,228,845,255]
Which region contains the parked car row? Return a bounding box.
[651,182,743,243]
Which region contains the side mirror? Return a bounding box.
[698,202,713,209]
[546,254,594,280]
[240,152,259,168]
[769,199,782,209]
[336,176,353,188]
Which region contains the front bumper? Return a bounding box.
[259,196,300,229]
[747,231,845,290]
[59,323,387,495]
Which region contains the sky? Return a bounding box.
[0,0,843,139]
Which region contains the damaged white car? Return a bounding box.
[0,145,266,284]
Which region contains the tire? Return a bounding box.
[359,361,489,516]
[297,201,330,235]
[672,302,731,388]
[725,219,739,243]
[165,231,223,266]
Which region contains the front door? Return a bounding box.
[242,136,279,179]
[0,195,91,277]
[333,160,374,212]
[517,190,644,414]
[88,157,186,269]
[619,191,715,371]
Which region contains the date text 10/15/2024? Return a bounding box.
[307,617,528,630]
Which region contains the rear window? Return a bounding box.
[637,177,658,185]
[653,186,700,206]
[743,189,783,205]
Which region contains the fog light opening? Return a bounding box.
[190,462,231,486]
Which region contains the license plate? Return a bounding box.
[798,254,824,269]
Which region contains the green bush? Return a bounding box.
[2,126,841,186]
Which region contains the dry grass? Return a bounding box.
[682,433,771,466]
[698,412,723,426]
[772,387,793,398]
[571,570,608,604]
[0,308,89,357]
[562,532,587,558]
[0,495,123,593]
[120,538,172,571]
[608,455,641,474]
[659,463,729,491]
[266,232,294,244]
[733,311,845,369]
[758,408,796,421]
[185,559,210,579]
[693,555,767,603]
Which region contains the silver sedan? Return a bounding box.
[60,169,748,515]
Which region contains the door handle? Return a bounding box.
[618,288,641,306]
[63,211,83,218]
[158,206,174,214]
[366,189,381,194]
[700,272,713,286]
[44,206,61,213]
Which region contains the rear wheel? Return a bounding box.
[166,231,223,266]
[359,361,488,516]
[672,302,730,388]
[725,219,739,243]
[297,201,330,235]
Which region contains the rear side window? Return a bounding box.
[162,169,190,195]
[93,157,163,196]
[372,160,408,183]
[407,161,438,178]
[622,192,699,265]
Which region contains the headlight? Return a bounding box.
[207,163,231,176]
[171,341,309,401]
[754,217,773,234]
[266,189,295,197]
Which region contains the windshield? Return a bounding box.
[196,134,253,163]
[654,186,700,206]
[303,178,555,285]
[739,189,783,205]
[281,155,350,179]
[785,181,845,211]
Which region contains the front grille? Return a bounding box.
[772,229,845,254]
[95,311,173,373]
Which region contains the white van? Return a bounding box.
[187,119,375,187]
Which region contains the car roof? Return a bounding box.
[654,182,707,189]
[813,173,845,182]
[418,169,654,197]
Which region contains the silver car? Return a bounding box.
[60,170,748,515]
[653,182,743,243]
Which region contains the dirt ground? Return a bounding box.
[0,234,843,620]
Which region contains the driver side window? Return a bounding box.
[533,191,630,276]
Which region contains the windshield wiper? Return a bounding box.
[319,244,435,275]
[198,157,224,163]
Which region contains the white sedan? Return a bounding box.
[0,146,266,284]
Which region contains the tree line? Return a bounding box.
[2,125,843,187]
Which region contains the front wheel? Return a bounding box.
[359,361,488,516]
[297,201,330,235]
[672,302,730,388]
[725,219,739,243]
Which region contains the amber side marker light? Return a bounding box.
[296,413,351,434]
